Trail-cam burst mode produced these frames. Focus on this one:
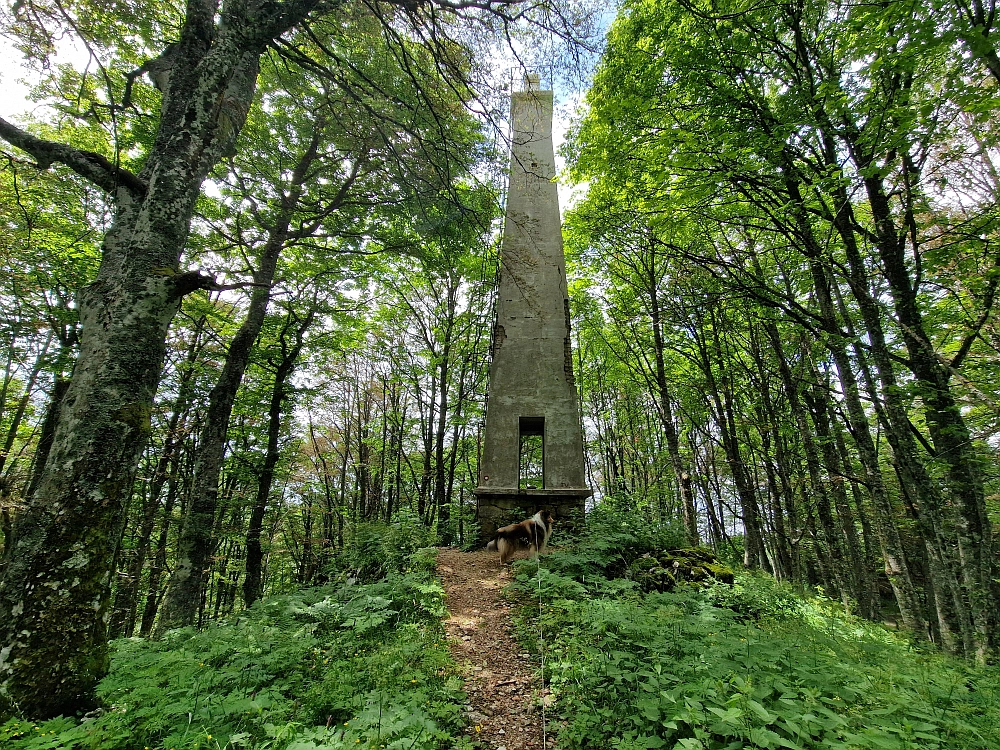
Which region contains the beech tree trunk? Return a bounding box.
[776,157,927,635]
[696,310,767,570]
[432,276,457,541]
[861,168,996,659]
[648,273,698,546]
[0,0,323,717]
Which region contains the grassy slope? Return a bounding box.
[4,519,997,750]
[509,531,1000,750]
[1,548,472,750]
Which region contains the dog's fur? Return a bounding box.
[486,510,554,564]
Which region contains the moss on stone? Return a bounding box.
[627,547,735,593]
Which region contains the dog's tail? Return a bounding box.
[496,537,514,564]
[486,539,497,552]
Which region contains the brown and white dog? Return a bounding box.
[486,510,554,564]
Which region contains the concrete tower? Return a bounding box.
[475,74,591,538]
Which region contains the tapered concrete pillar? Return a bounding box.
[475,75,591,539]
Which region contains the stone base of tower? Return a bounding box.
[474,487,591,543]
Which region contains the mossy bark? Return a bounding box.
[0,194,188,717]
[0,0,322,717]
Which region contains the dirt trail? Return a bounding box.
[437,548,553,750]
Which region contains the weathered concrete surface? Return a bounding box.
[475,75,591,539]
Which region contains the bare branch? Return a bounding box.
[168,270,269,300]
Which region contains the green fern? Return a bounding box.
[512,544,1000,750]
[0,550,468,750]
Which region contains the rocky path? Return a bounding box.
[436,548,553,750]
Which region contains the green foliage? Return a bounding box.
[512,546,1000,749]
[0,551,466,750]
[516,508,698,590]
[563,0,1000,660]
[704,574,805,623]
[334,512,440,583]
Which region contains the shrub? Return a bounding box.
[334,510,439,583]
[542,508,689,583]
[704,572,804,622]
[627,549,735,593]
[0,550,469,750]
[509,530,1000,750]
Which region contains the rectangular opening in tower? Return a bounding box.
[519,416,545,489]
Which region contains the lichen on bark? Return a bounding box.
[0,0,322,718]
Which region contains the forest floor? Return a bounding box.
[437,547,555,750]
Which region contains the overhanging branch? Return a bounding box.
[0,116,147,196]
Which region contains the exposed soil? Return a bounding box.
[437,547,555,750]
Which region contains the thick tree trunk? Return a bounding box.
[0,204,191,715]
[0,0,326,714]
[0,192,212,715]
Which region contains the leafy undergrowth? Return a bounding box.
[1,548,471,750]
[511,515,1000,750]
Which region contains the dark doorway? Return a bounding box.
[519,416,545,489]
